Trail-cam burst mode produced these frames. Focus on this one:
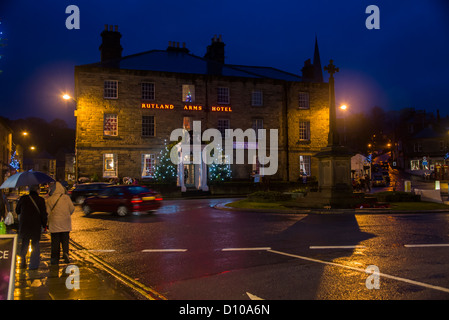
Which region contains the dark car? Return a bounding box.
[69,182,112,204]
[372,174,387,187]
[82,185,162,216]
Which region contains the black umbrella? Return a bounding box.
[0,170,55,189]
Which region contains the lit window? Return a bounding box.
[182,85,195,103]
[142,154,156,178]
[299,155,311,176]
[104,114,118,136]
[298,92,309,109]
[142,116,155,137]
[104,80,118,99]
[217,87,230,104]
[299,121,310,141]
[410,160,420,170]
[183,117,192,131]
[142,82,155,100]
[252,90,263,106]
[103,153,117,178]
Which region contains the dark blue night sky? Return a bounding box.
[0,1,448,128]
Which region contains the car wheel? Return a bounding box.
[83,205,92,216]
[76,196,86,205]
[116,206,129,217]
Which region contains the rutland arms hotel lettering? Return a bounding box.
[141,103,232,112]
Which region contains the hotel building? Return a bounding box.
[74,25,330,191]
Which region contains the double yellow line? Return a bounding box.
[69,239,167,300]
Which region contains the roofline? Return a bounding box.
[77,49,304,81]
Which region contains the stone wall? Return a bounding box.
[74,66,329,182]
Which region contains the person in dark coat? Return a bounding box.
[15,185,48,269]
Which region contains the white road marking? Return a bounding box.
[246,292,264,300]
[222,247,271,251]
[268,249,449,294]
[404,244,449,248]
[309,245,366,249]
[141,249,188,252]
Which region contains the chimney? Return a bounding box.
[99,24,123,62]
[166,40,189,53]
[204,34,225,64]
[301,59,314,81]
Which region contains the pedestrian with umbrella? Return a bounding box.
[1,170,54,270]
[15,185,48,269]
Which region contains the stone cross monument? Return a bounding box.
[303,60,359,208]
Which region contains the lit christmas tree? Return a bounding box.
[208,146,232,182]
[153,140,178,183]
[9,150,20,171]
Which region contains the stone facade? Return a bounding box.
[74,29,330,184]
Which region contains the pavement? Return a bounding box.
[11,231,143,300]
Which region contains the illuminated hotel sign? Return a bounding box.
[184,105,203,111]
[141,103,232,112]
[211,106,232,112]
[141,103,174,109]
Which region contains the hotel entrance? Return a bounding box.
[183,164,195,187]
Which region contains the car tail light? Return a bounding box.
[155,194,163,201]
[131,197,142,204]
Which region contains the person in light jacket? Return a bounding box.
[46,182,75,265]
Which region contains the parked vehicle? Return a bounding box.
[82,185,162,216]
[372,174,387,187]
[69,182,112,204]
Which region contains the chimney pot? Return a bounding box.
[109,25,113,31]
[104,24,108,31]
[114,25,118,32]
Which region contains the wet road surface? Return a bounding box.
[68,198,449,300]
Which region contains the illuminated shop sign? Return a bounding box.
[141,103,174,109]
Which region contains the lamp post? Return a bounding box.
[339,104,348,145]
[61,93,78,184]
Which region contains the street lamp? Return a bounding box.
[61,92,78,183]
[339,104,348,145]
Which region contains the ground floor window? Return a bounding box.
[299,155,311,176]
[410,160,420,170]
[142,154,156,178]
[103,153,117,178]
